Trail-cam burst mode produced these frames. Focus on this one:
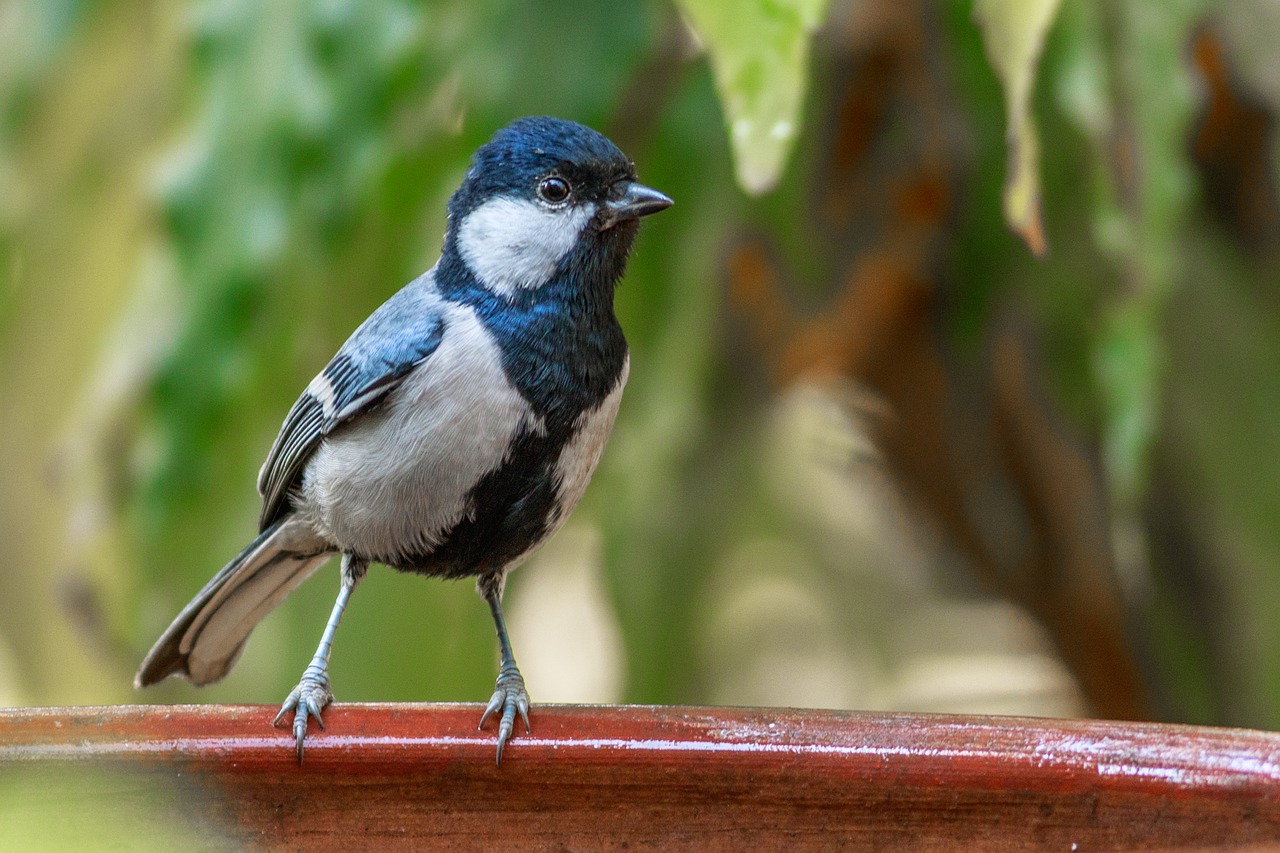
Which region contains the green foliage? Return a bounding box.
[675,0,827,193]
[0,1,87,334]
[973,0,1060,255]
[0,767,235,851]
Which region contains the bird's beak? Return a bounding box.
[598,182,673,230]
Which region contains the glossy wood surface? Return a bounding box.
[2,704,1279,850]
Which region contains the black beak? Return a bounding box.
[598,182,673,230]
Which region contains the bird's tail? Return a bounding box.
[135,517,334,688]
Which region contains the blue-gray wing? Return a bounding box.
[256,274,446,531]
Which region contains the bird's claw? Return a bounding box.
[274,673,333,763]
[479,670,530,765]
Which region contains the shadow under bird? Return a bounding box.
[135,116,672,763]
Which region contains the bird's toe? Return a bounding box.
[479,671,531,765]
[274,674,333,763]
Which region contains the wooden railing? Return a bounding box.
[2,704,1279,850]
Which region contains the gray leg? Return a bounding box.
[274,553,366,762]
[477,573,530,765]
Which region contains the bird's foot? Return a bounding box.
[273,667,333,763]
[479,666,530,765]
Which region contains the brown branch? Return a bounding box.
[3,704,1279,850]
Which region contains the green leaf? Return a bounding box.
[676,0,827,194]
[973,0,1062,256]
[1053,0,1207,507]
[1095,300,1160,505]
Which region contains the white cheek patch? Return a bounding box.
[458,196,595,296]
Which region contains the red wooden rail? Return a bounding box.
[2,704,1279,850]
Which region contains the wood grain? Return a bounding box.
[1,704,1278,850]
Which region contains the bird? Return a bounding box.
[135,116,672,763]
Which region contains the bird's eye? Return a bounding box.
[538,176,571,204]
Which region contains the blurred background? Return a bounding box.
[1,0,1278,733]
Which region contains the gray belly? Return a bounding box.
[296,305,542,562]
[376,356,630,578]
[548,354,629,531]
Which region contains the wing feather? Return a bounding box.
[256,272,447,530]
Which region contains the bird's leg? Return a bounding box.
[274,553,366,762]
[477,572,530,765]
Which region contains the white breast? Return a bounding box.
[546,354,629,534]
[299,303,541,560]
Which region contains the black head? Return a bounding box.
[443,117,671,298]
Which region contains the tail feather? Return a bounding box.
[136,517,334,688]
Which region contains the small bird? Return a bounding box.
[135,116,671,763]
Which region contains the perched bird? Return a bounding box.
[135,116,671,763]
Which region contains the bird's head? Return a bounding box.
[444,117,672,298]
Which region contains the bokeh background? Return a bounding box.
[2,0,1279,734]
